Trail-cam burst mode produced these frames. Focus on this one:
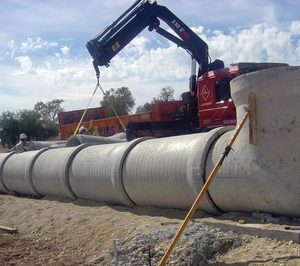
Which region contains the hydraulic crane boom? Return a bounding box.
[86,0,224,93]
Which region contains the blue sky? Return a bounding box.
[0,0,299,112]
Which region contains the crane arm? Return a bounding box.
[87,0,224,91]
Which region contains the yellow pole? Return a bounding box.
[158,111,250,266]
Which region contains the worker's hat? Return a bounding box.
[20,133,27,140]
[78,126,87,134]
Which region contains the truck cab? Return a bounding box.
[198,63,288,129]
[198,65,238,129]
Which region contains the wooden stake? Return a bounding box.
[0,225,18,234]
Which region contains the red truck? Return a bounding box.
[58,101,182,140]
[65,0,287,140]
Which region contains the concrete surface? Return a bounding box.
[32,145,89,199]
[69,138,147,207]
[122,127,230,210]
[206,66,300,217]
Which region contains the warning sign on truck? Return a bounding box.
[201,85,210,102]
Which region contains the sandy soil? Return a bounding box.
[0,147,9,153]
[0,195,300,265]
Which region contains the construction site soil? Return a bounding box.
[1,195,300,265]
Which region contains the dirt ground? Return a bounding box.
[0,147,9,153]
[0,195,300,266]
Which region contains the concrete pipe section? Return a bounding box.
[1,66,300,219]
[2,149,51,197]
[122,128,230,211]
[0,152,15,194]
[32,144,89,199]
[69,138,147,207]
[29,141,66,150]
[206,66,300,217]
[66,134,126,147]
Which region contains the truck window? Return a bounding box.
[215,79,231,102]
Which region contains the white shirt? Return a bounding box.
[11,140,30,153]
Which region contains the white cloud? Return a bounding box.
[7,40,15,50]
[1,21,299,113]
[291,21,300,35]
[130,37,149,54]
[3,37,59,59]
[5,40,17,58]
[15,55,33,74]
[60,46,70,56]
[20,37,58,52]
[203,22,300,65]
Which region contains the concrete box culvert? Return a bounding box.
[66,134,126,147]
[2,149,51,197]
[206,66,300,217]
[122,128,231,211]
[0,152,15,194]
[32,144,89,199]
[69,138,147,207]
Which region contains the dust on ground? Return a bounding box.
[0,195,300,265]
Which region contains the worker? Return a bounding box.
[78,126,88,134]
[10,133,30,153]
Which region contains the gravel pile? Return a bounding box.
[110,222,243,265]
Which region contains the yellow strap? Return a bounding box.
[73,84,99,135]
[73,82,127,136]
[97,83,127,132]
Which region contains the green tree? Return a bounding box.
[0,108,59,148]
[34,99,64,123]
[100,87,135,117]
[136,102,152,113]
[154,86,175,102]
[37,119,59,140]
[135,86,175,114]
[17,109,43,140]
[0,111,19,148]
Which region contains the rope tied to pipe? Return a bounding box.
[220,145,233,165]
[74,63,127,135]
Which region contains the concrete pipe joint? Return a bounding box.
[69,138,148,207]
[0,152,16,194]
[32,144,89,199]
[122,127,231,212]
[2,149,52,197]
[206,66,300,217]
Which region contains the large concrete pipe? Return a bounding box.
[69,139,147,207]
[0,152,15,194]
[206,66,300,217]
[29,141,66,150]
[2,149,51,197]
[32,144,89,199]
[66,134,126,147]
[122,128,230,211]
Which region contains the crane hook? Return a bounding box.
[93,60,100,85]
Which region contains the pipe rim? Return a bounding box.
[0,152,16,193]
[113,137,152,207]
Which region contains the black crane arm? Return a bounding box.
[87,0,224,90]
